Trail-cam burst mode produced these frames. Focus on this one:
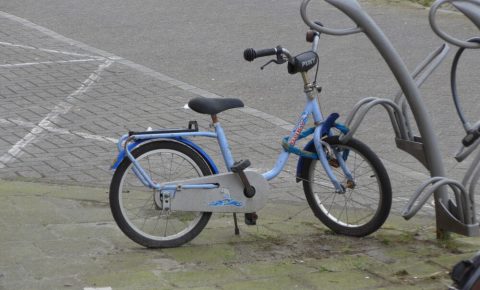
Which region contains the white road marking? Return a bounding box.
[0,11,120,59]
[0,40,105,59]
[0,60,113,168]
[0,58,101,68]
[0,118,116,143]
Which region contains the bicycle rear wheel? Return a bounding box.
[110,140,213,248]
[301,136,392,237]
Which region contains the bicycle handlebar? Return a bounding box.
[300,0,362,36]
[243,48,277,62]
[243,46,293,63]
[429,0,480,49]
[243,30,322,75]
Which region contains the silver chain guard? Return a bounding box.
[161,170,269,213]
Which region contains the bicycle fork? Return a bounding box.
[313,123,354,193]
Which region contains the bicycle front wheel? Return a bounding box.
[110,140,213,248]
[301,136,392,237]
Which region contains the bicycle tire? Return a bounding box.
[301,136,392,237]
[110,140,213,248]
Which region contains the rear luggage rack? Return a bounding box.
[128,121,199,136]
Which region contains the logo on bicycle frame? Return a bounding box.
[289,112,308,145]
[208,189,244,208]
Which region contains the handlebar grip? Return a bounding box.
[462,127,480,147]
[243,48,277,62]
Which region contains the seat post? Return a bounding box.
[211,114,218,124]
[211,113,234,169]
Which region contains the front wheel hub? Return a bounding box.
[346,180,356,189]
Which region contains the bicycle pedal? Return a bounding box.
[231,159,251,173]
[244,212,258,225]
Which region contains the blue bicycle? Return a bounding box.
[109,29,392,248]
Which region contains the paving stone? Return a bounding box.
[161,267,240,289]
[220,275,308,290]
[308,270,386,289]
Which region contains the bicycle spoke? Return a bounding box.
[114,143,211,247]
[304,138,389,233]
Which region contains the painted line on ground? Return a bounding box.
[0,10,430,181]
[0,11,120,59]
[0,118,117,143]
[0,59,113,168]
[0,58,102,68]
[0,40,105,60]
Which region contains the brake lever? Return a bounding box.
[260,56,287,70]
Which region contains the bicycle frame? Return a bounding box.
[111,29,354,196]
[113,90,350,194]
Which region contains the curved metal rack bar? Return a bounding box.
[401,177,467,221]
[340,98,407,142]
[429,0,480,49]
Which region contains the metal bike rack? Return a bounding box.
[340,43,450,166]
[301,0,480,238]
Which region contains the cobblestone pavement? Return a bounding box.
[2,6,479,218]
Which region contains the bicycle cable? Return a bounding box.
[312,52,320,87]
